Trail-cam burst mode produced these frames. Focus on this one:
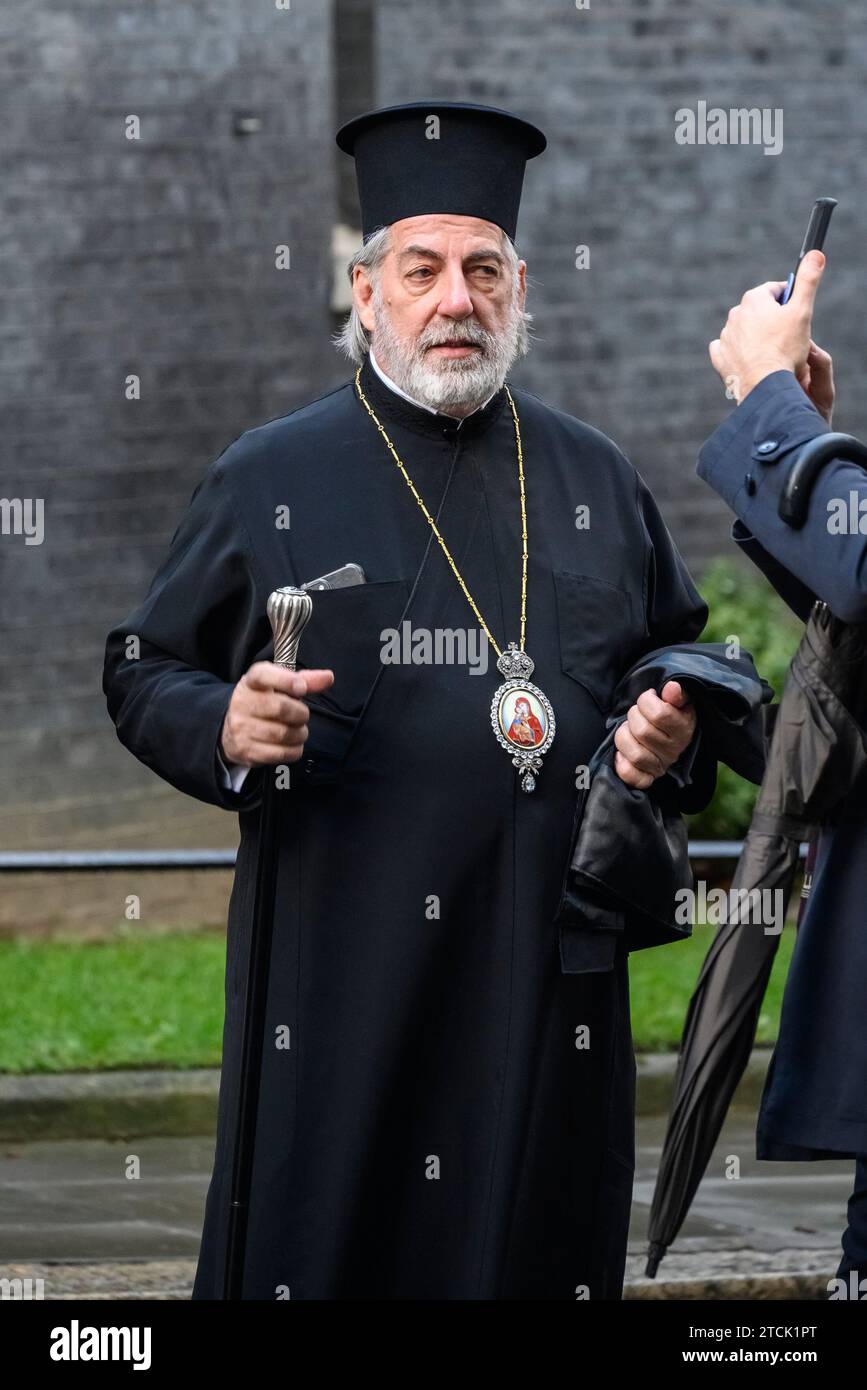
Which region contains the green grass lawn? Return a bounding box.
[0,932,228,1073]
[628,921,794,1050]
[0,923,796,1073]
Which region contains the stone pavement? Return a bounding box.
[0,1113,853,1300]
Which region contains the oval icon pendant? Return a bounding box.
[490,644,556,793]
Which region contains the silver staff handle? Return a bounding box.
[267,586,313,670]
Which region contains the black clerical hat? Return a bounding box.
[335,101,546,242]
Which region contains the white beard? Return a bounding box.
[370,283,526,414]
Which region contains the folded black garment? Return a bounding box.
[554,644,773,974]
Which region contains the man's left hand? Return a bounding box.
[708,249,831,417]
[613,681,697,789]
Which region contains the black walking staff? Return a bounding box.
[223,585,313,1300]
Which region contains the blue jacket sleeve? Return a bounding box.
[698,370,867,624]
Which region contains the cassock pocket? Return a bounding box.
[295,578,411,783]
[553,570,639,715]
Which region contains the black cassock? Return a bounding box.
[104,355,714,1299]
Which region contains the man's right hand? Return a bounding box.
[220,661,335,767]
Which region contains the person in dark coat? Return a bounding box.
[697,248,867,1290]
[103,102,708,1300]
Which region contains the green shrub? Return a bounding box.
[687,555,802,839]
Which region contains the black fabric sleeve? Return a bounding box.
[103,444,269,811]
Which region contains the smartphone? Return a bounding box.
[777,197,837,304]
[301,561,366,591]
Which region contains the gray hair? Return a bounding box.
[332,224,533,364]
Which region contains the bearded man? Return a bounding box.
[104,102,710,1300]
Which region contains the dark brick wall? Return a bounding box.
[335,0,375,224]
[373,0,866,569]
[1,1,335,862]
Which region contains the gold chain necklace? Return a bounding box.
[355,366,556,793]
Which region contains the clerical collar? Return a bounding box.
[367,345,498,430]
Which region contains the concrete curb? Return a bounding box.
[0,1259,836,1302]
[0,1050,774,1142]
[624,1246,841,1301]
[0,1069,219,1142]
[636,1047,772,1117]
[625,1273,831,1300]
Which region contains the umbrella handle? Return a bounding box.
[795,830,820,930]
[778,433,867,528]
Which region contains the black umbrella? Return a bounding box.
[646,596,867,1277]
[223,586,312,1299]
